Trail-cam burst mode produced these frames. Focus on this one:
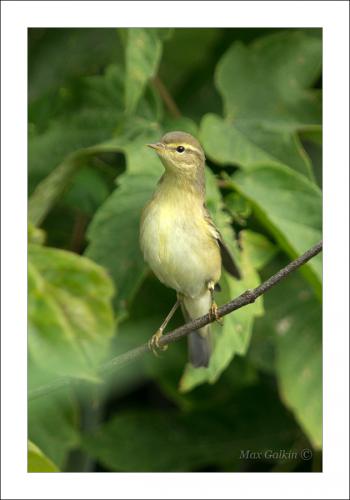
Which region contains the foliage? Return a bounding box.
[28,28,322,472]
[28,441,59,472]
[28,243,115,381]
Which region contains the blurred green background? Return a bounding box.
[28,28,322,473]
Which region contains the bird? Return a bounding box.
[139,131,240,367]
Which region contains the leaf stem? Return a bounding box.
[152,76,181,118]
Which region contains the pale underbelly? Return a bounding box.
[140,210,221,298]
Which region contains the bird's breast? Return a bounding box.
[140,193,221,298]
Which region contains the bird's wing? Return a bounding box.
[203,204,241,280]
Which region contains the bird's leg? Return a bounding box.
[208,281,223,325]
[148,299,180,356]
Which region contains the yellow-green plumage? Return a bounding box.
[140,174,221,298]
[140,131,239,367]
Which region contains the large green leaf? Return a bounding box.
[216,30,321,126]
[28,244,115,381]
[28,389,79,468]
[250,257,322,448]
[28,441,59,472]
[229,164,322,296]
[82,384,299,472]
[276,296,322,449]
[200,30,322,179]
[85,172,158,313]
[200,113,314,176]
[124,28,172,114]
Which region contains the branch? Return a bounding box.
[152,76,181,118]
[29,241,322,401]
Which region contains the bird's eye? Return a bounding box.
[176,146,185,153]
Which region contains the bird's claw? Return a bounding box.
[148,329,168,357]
[209,302,223,326]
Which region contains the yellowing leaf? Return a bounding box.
[28,441,59,472]
[28,244,115,381]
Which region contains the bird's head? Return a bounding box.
[147,131,205,175]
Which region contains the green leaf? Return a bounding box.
[162,116,199,137]
[240,230,277,271]
[28,244,115,381]
[85,173,157,313]
[82,384,299,472]
[124,29,172,114]
[301,131,322,188]
[28,389,79,468]
[216,30,322,126]
[200,113,314,177]
[29,157,80,226]
[300,125,322,146]
[61,166,111,216]
[200,30,322,179]
[229,164,322,296]
[276,296,322,449]
[224,191,252,225]
[28,441,59,472]
[250,257,322,448]
[28,223,46,245]
[29,138,127,228]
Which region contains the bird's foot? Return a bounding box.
[148,328,168,357]
[209,302,223,326]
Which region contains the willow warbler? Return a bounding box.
[140,131,240,367]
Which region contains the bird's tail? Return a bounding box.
[188,330,211,368]
[181,292,212,368]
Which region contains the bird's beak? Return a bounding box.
[147,142,164,152]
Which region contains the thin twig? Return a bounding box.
[29,241,322,401]
[152,76,181,118]
[69,211,89,253]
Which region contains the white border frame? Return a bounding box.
[1,1,349,499]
